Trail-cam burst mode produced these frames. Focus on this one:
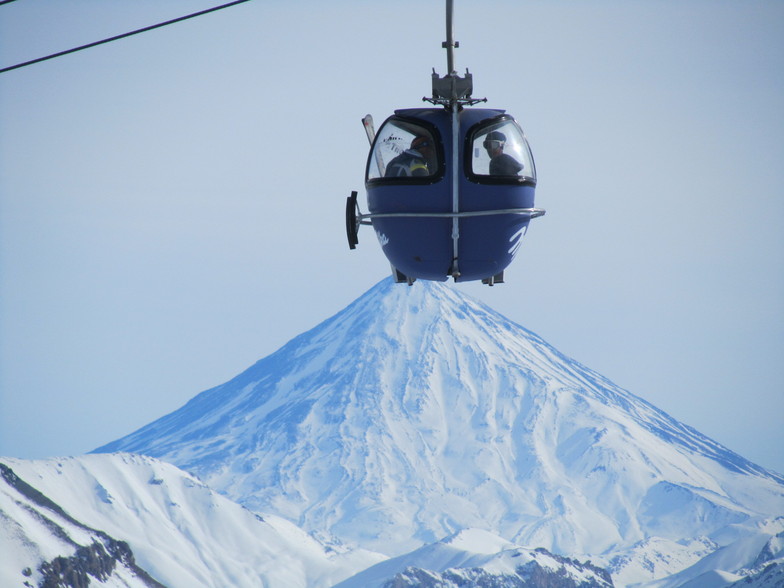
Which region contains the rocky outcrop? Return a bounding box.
[39,539,163,588]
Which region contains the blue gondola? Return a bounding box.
[346,0,544,285]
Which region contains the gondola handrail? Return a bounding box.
[359,208,546,221]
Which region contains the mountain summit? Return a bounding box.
[96,278,783,563]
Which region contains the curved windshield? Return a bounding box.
[367,118,441,181]
[468,118,536,182]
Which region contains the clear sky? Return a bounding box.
[1,1,782,474]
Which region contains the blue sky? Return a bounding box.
[1,0,782,474]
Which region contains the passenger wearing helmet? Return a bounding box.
[484,131,523,176]
[385,135,436,177]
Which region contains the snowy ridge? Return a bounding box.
[95,278,784,583]
[334,528,613,587]
[0,459,162,588]
[1,454,384,588]
[640,517,784,587]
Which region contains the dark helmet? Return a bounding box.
[483,131,506,150]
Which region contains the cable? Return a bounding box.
[0,0,252,74]
[0,0,22,6]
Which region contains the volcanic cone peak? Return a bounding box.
[96,278,784,556]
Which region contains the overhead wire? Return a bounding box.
[0,0,253,74]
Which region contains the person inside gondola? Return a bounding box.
[385,135,435,177]
[484,131,523,176]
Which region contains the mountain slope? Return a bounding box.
[2,454,384,588]
[334,528,613,588]
[0,460,163,588]
[95,278,784,567]
[641,517,784,587]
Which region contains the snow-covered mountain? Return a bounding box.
[640,517,784,588]
[334,528,613,588]
[1,454,384,588]
[94,277,784,585]
[1,459,162,588]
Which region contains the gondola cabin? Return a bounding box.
[345,0,544,285]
